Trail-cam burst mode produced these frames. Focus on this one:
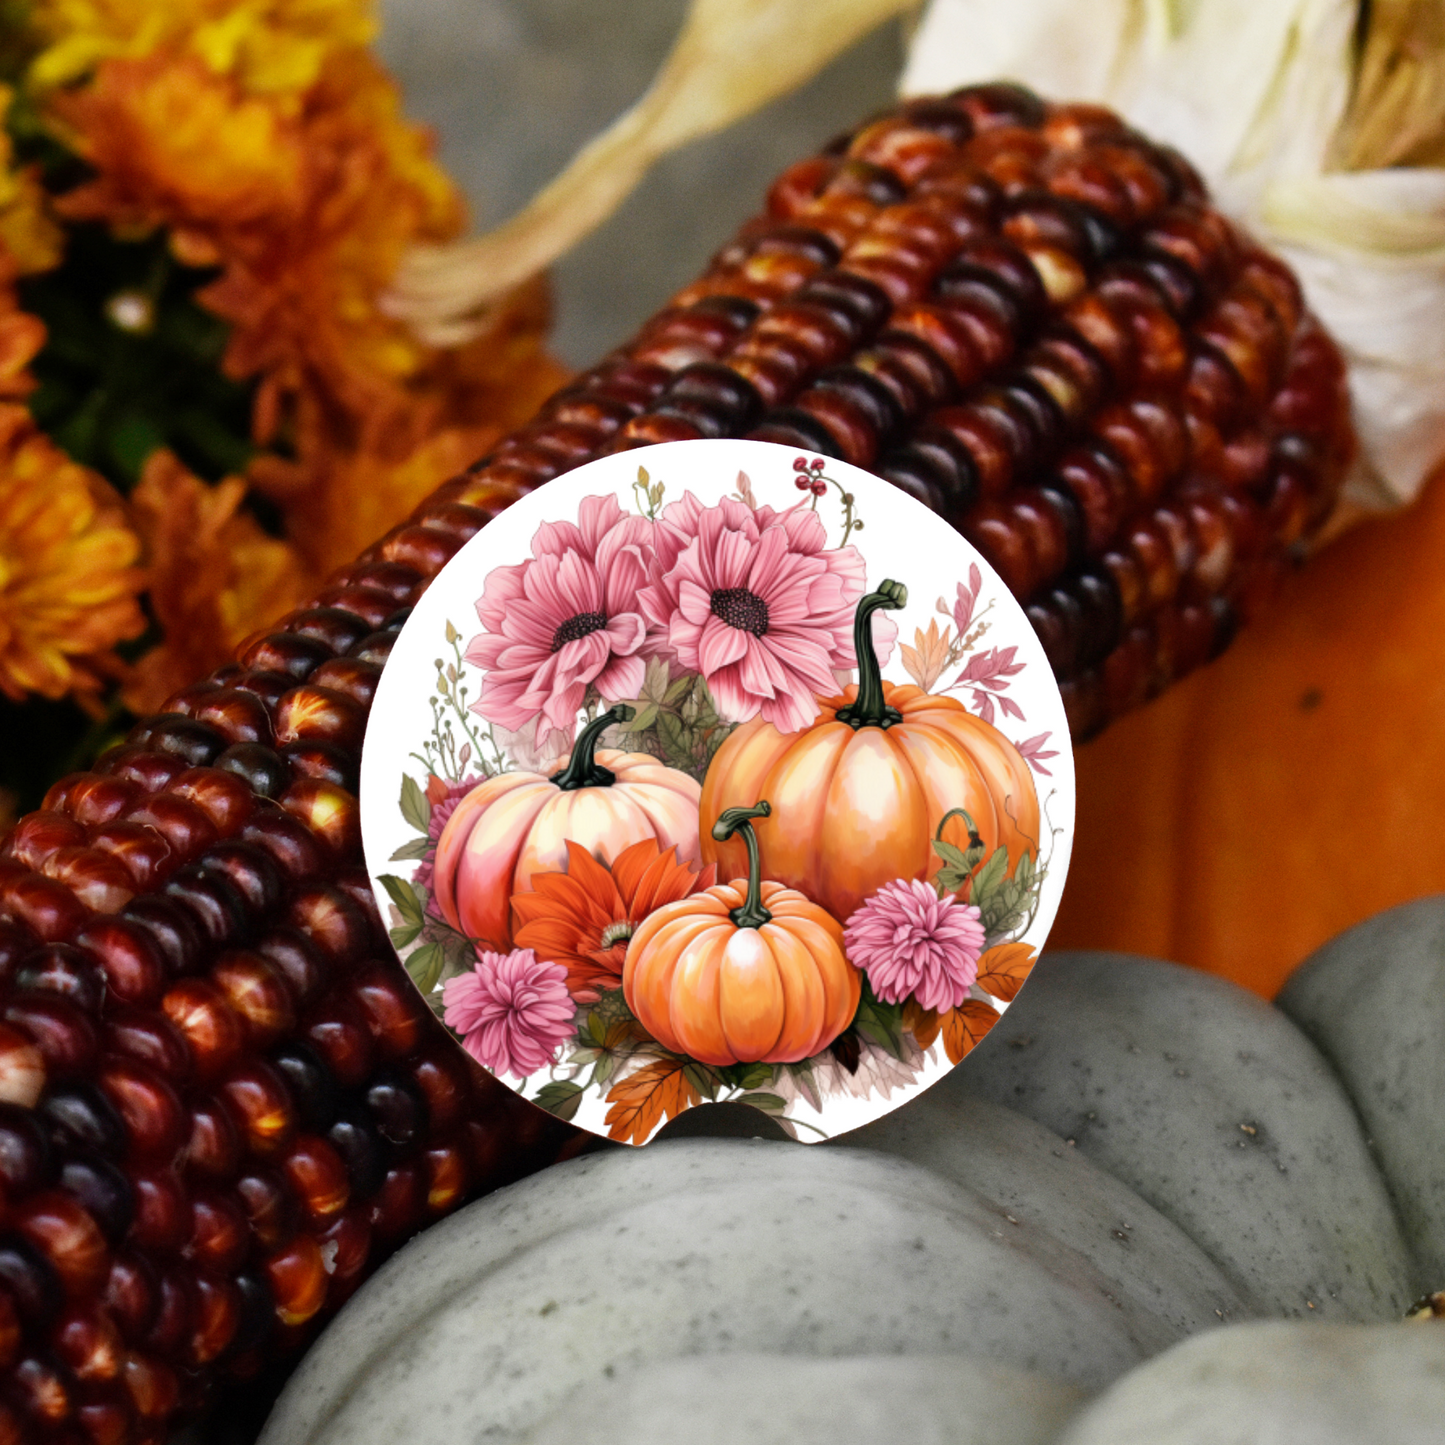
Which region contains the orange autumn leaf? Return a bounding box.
[122,450,309,713]
[940,999,999,1065]
[899,617,952,692]
[975,942,1037,1003]
[603,1058,700,1145]
[902,997,942,1050]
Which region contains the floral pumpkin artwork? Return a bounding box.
[700,579,1043,925]
[624,802,860,1066]
[362,439,1072,1143]
[430,704,703,950]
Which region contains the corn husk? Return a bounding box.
[387,0,1445,508]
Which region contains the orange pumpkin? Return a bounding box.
[432,705,702,950]
[623,801,859,1065]
[700,579,1041,925]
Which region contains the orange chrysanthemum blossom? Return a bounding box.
[121,449,307,714]
[26,0,377,97]
[0,404,145,703]
[513,840,718,1003]
[0,88,64,280]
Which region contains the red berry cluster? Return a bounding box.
[792,456,829,496]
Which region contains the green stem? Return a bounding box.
[549,704,634,790]
[712,801,773,930]
[836,578,908,730]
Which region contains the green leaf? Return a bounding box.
[853,993,908,1060]
[534,1081,585,1121]
[932,839,973,872]
[399,775,431,834]
[406,942,445,994]
[786,1060,822,1113]
[389,923,421,950]
[736,1092,787,1115]
[683,1062,721,1101]
[621,701,658,733]
[969,847,1009,903]
[735,1061,774,1091]
[663,674,694,706]
[656,710,694,771]
[389,836,430,862]
[379,873,424,927]
[586,1012,607,1046]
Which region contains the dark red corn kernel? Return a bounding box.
[408,1050,471,1137]
[120,897,203,982]
[366,1161,424,1242]
[162,868,250,950]
[1053,445,1132,554]
[0,1399,29,1445]
[165,770,256,839]
[237,811,322,886]
[0,1237,62,1332]
[950,81,1046,132]
[142,1265,192,1360]
[57,1303,123,1387]
[281,607,370,658]
[12,1190,107,1297]
[342,630,398,668]
[931,400,1028,499]
[120,1351,178,1422]
[658,363,765,435]
[216,1061,296,1157]
[881,426,980,518]
[57,1155,131,1249]
[189,1273,240,1365]
[214,743,290,801]
[852,337,952,420]
[238,633,332,683]
[211,953,294,1050]
[183,1099,242,1183]
[15,946,106,1015]
[267,1044,335,1134]
[0,1021,45,1108]
[0,872,88,945]
[128,716,228,772]
[232,1171,297,1254]
[273,686,365,753]
[125,1168,189,1255]
[962,500,1035,597]
[100,1007,189,1081]
[85,824,174,894]
[1092,396,1188,502]
[766,153,838,215]
[280,742,360,795]
[364,1067,427,1149]
[748,407,845,460]
[303,996,375,1091]
[40,1085,126,1159]
[0,1104,53,1195]
[1006,487,1072,593]
[1033,484,1087,573]
[790,384,882,466]
[126,796,218,867]
[185,1193,248,1277]
[5,815,85,870]
[197,845,283,921]
[305,658,381,711]
[39,848,134,914]
[726,348,810,409]
[263,1236,326,1328]
[227,1272,274,1360]
[278,1136,349,1226]
[311,586,401,631]
[9,1353,73,1427]
[77,1392,132,1445]
[230,669,292,713]
[809,365,906,440]
[325,1105,385,1200]
[316,1205,371,1300]
[102,1256,155,1346]
[286,887,370,970]
[4,997,96,1081]
[0,1293,16,1375]
[162,981,245,1084]
[1060,668,1107,741]
[1026,594,1077,678]
[65,777,144,830]
[189,690,273,748]
[253,931,326,1014]
[422,1139,469,1217]
[97,1059,186,1161]
[277,781,360,860]
[350,964,427,1061]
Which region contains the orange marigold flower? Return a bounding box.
[513,840,717,1003]
[0,403,145,703]
[0,87,64,277]
[121,448,308,714]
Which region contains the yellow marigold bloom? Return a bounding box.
[27,0,376,97]
[0,404,146,703]
[0,87,63,275]
[121,449,308,714]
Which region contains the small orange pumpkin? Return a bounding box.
[432,705,702,950]
[700,579,1040,925]
[623,801,859,1065]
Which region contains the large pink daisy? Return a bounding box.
[467,494,657,751]
[639,493,873,733]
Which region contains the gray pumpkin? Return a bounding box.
[260,898,1445,1445]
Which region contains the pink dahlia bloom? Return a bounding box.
[467,494,657,751]
[442,948,577,1078]
[639,492,875,733]
[844,879,986,1012]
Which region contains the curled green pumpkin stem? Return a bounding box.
[836,578,907,731]
[713,800,772,930]
[550,704,635,791]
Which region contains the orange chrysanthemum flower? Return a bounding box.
[121,449,308,713]
[513,840,717,1003]
[0,404,145,703]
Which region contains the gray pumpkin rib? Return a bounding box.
[1056,1320,1445,1445]
[1278,895,1445,1293]
[264,1144,1184,1445]
[844,1090,1248,1336]
[521,1352,1086,1445]
[950,951,1412,1319]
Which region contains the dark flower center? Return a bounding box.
[550,610,608,652]
[710,587,769,636]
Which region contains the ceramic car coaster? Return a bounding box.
[360,439,1075,1143]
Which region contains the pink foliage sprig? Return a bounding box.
[948,644,1027,725]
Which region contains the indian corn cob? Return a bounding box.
[0,83,1349,1443]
